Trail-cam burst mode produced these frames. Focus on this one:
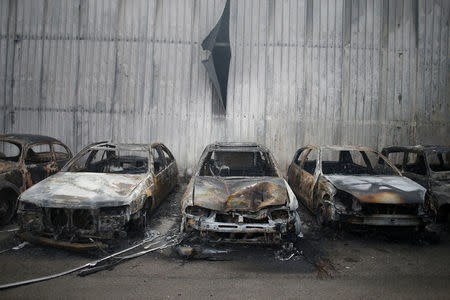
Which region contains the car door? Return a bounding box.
[297,148,319,210]
[287,148,308,199]
[24,142,58,187]
[51,142,72,169]
[150,145,167,208]
[160,144,178,192]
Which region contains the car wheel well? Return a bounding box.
[437,204,450,222]
[0,188,19,225]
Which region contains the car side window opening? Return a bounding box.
[321,149,397,176]
[404,152,427,175]
[25,144,53,164]
[302,149,317,175]
[293,149,304,165]
[152,147,165,174]
[199,150,277,177]
[427,151,450,172]
[53,143,71,161]
[67,147,148,174]
[0,141,22,162]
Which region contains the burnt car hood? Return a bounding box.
[193,176,288,212]
[19,172,144,209]
[0,160,19,173]
[324,175,426,204]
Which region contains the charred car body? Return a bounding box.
[0,134,72,225]
[287,145,429,227]
[382,145,450,222]
[181,143,301,244]
[17,142,178,250]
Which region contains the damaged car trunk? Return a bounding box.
[17,142,178,251]
[181,143,301,244]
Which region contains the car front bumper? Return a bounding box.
[183,210,301,244]
[343,214,426,226]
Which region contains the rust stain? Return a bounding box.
[225,181,284,211]
[354,192,405,204]
[25,172,33,188]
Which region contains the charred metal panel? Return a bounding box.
[288,145,430,227]
[181,143,301,244]
[202,0,231,111]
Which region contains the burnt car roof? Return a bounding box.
[0,134,62,145]
[208,142,269,152]
[305,145,378,152]
[92,142,152,151]
[382,145,450,153]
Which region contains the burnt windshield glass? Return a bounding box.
[427,151,450,172]
[66,147,148,174]
[200,150,277,177]
[321,149,398,176]
[0,141,22,162]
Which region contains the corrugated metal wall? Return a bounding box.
[1,0,449,172]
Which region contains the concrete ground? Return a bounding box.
[0,182,449,299]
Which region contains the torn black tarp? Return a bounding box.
[202,0,231,110]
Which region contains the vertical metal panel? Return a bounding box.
[0,0,449,172]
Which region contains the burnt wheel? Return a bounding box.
[0,189,18,225]
[316,204,328,227]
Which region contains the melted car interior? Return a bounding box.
[321,149,396,175]
[427,151,450,172]
[200,150,278,177]
[68,148,149,174]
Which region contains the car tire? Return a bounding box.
[0,189,18,226]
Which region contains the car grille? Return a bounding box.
[362,203,418,215]
[215,213,269,224]
[46,208,95,231]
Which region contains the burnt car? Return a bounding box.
[181,143,301,244]
[17,142,178,250]
[382,145,450,222]
[0,134,72,225]
[287,145,429,227]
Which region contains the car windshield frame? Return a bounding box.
[425,150,450,174]
[62,144,152,175]
[320,147,400,176]
[199,148,280,178]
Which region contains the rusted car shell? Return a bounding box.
[382,145,450,221]
[181,143,301,244]
[323,175,426,204]
[0,134,72,225]
[17,142,177,250]
[288,145,429,227]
